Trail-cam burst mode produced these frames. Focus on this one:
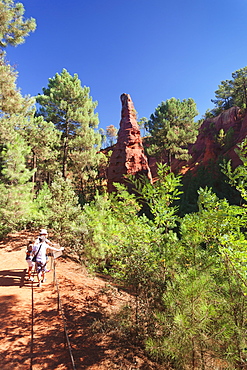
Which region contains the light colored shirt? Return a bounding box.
[32,241,49,264]
[33,239,61,264]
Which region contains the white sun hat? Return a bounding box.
[40,229,48,235]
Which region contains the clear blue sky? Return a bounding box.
[6,0,247,132]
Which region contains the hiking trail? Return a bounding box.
[0,230,165,370]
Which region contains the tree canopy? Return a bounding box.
[36,69,106,198]
[210,66,247,116]
[0,0,36,48]
[146,97,199,165]
[0,51,34,116]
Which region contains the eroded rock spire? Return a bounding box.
[107,93,152,192]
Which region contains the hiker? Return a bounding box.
[32,229,64,287]
[34,229,57,271]
[26,241,35,281]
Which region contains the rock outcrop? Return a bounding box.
[145,106,247,178]
[105,100,247,194]
[187,106,246,171]
[107,93,152,192]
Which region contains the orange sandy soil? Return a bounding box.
[0,230,166,370]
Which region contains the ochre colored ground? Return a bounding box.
[0,230,165,370]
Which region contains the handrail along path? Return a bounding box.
[29,250,76,370]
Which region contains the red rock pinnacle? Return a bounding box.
[107,93,152,192]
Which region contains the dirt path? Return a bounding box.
[0,231,165,370]
[0,231,71,370]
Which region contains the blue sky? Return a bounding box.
[6,0,247,133]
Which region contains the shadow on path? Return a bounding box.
[0,269,26,287]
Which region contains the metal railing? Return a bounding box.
[29,253,76,370]
[53,255,76,370]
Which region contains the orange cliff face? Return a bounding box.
[104,103,247,188]
[107,93,153,192]
[187,106,245,172]
[151,106,246,176]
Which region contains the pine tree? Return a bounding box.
[232,68,247,107]
[43,174,83,241]
[0,132,35,236]
[0,51,34,116]
[106,124,118,146]
[0,0,36,115]
[0,0,36,48]
[0,0,36,235]
[146,97,199,166]
[210,66,247,116]
[210,79,234,116]
[68,125,106,201]
[36,69,103,183]
[20,114,60,186]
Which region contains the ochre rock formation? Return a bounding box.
[107,93,152,192]
[105,102,247,190]
[146,106,247,178]
[187,106,245,171]
[157,107,247,177]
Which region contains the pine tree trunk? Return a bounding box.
[32,149,37,187]
[62,124,69,178]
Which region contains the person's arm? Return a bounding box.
[47,245,64,252]
[45,238,60,247]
